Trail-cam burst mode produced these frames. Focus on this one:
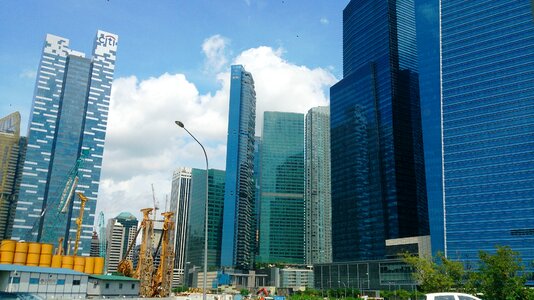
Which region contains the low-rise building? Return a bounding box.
[87,274,139,298]
[0,264,88,299]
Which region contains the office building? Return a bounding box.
[330,0,428,261]
[440,0,534,273]
[0,112,27,239]
[257,111,304,264]
[105,212,137,273]
[169,167,192,286]
[187,168,225,269]
[221,65,257,269]
[304,106,332,264]
[11,31,118,255]
[90,231,100,257]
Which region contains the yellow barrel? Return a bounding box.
[28,242,41,254]
[0,240,16,252]
[13,242,28,265]
[26,253,40,266]
[73,256,85,272]
[84,257,95,274]
[40,243,53,255]
[94,257,105,275]
[0,240,16,264]
[61,255,74,269]
[39,253,52,267]
[51,255,62,268]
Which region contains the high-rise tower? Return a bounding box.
[169,167,192,286]
[304,106,332,264]
[257,111,304,264]
[11,31,118,254]
[330,0,428,261]
[221,65,256,269]
[439,0,534,273]
[0,112,27,240]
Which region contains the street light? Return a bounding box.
[175,120,209,300]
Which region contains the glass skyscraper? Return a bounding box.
[330,0,428,262]
[257,111,304,264]
[440,0,534,273]
[221,65,257,269]
[187,168,225,269]
[11,31,118,254]
[304,106,332,264]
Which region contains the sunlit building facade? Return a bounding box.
[221,65,257,269]
[257,112,305,264]
[11,31,118,255]
[440,0,534,275]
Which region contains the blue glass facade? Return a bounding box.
[415,0,443,255]
[257,112,304,264]
[330,0,428,262]
[11,31,117,255]
[221,65,256,269]
[187,168,225,269]
[440,0,534,273]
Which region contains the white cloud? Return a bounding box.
[96,38,337,222]
[19,69,37,79]
[320,17,329,25]
[202,35,230,73]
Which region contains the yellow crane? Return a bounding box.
[150,211,175,297]
[72,192,89,256]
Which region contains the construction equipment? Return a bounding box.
[98,211,106,257]
[117,208,175,297]
[72,192,89,256]
[257,287,270,300]
[150,211,175,297]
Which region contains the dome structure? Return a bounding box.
[116,211,137,221]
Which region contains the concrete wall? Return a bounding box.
[86,278,139,298]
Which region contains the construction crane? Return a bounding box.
[24,149,90,245]
[72,192,89,256]
[117,208,174,297]
[98,211,106,257]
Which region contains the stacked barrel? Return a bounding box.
[0,240,105,275]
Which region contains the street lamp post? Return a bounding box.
[175,121,209,300]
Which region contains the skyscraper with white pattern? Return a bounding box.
[11,30,118,255]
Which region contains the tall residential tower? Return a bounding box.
[221,65,257,269]
[330,0,428,261]
[11,31,118,254]
[304,106,332,264]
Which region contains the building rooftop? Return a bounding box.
[0,264,86,276]
[89,274,139,281]
[116,211,137,220]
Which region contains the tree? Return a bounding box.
[403,252,465,293]
[472,246,529,300]
[240,288,250,296]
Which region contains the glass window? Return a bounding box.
[119,283,123,289]
[435,296,455,300]
[105,283,109,289]
[57,279,65,285]
[73,280,81,286]
[131,283,135,289]
[10,277,20,284]
[29,278,39,284]
[459,296,477,300]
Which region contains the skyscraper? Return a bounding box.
[330,0,428,261]
[221,65,257,269]
[169,167,192,286]
[304,106,332,264]
[11,31,117,254]
[187,169,225,269]
[0,112,27,240]
[105,212,138,273]
[257,111,304,264]
[440,0,534,272]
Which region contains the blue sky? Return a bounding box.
[0,0,347,220]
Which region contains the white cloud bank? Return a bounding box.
[95,35,337,222]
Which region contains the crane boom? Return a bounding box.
[72,192,89,256]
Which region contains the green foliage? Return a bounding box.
[171,286,188,293]
[240,288,250,296]
[472,246,528,300]
[402,251,464,293]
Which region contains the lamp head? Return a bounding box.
[175,121,185,128]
